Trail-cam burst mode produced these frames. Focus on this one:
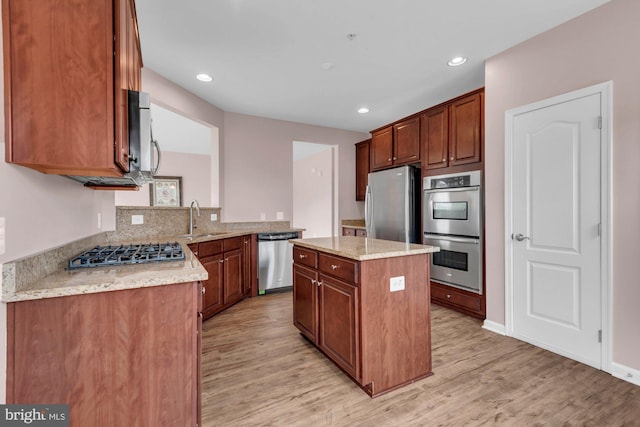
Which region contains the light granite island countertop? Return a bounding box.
[289,235,439,261]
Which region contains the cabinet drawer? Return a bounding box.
[293,247,317,269]
[431,284,481,312]
[223,236,243,252]
[342,227,355,236]
[318,253,357,284]
[355,229,367,237]
[198,240,223,258]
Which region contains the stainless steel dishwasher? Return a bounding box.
[257,231,298,294]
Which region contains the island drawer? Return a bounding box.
[294,246,317,269]
[198,240,223,258]
[318,253,357,284]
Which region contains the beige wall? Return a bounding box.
[222,112,367,223]
[485,0,640,371]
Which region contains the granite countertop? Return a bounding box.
[2,251,207,303]
[2,227,303,303]
[290,236,439,261]
[341,219,366,229]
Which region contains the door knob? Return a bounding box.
[513,233,530,241]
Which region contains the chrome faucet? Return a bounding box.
[189,200,201,235]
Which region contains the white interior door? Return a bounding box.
[509,92,603,369]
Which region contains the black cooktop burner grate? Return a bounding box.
[68,242,185,270]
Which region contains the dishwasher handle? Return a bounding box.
[257,232,299,241]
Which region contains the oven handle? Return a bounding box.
[424,186,479,194]
[423,233,480,244]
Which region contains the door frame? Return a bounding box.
[503,81,612,372]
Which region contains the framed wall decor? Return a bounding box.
[150,176,183,207]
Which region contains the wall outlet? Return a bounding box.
[276,211,284,220]
[390,276,405,292]
[260,212,266,221]
[131,214,144,225]
[210,213,218,221]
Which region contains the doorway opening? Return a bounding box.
[292,141,338,237]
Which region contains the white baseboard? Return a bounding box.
[482,320,506,335]
[611,362,640,387]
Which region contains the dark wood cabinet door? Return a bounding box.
[355,140,370,201]
[293,264,318,342]
[393,116,420,165]
[318,275,359,378]
[370,127,393,171]
[3,0,120,176]
[421,106,449,170]
[201,254,224,318]
[223,249,244,305]
[449,92,481,166]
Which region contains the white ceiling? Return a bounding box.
[135,0,610,133]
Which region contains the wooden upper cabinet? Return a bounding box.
[370,127,394,170]
[355,139,370,201]
[449,92,481,166]
[370,117,420,172]
[3,0,142,177]
[421,106,449,171]
[392,116,420,165]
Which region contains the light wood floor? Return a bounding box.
[201,292,640,426]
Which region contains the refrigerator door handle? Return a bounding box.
[365,184,372,236]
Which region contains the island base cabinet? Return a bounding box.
[359,255,432,396]
[293,245,432,397]
[6,282,202,427]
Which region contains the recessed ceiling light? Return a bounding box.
[447,57,467,67]
[321,62,335,71]
[357,107,370,114]
[196,73,213,82]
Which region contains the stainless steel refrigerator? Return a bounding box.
[365,165,420,243]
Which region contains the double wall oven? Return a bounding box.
[423,171,483,294]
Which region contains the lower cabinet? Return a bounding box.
[431,281,485,319]
[317,274,359,379]
[6,282,202,427]
[192,236,247,319]
[292,244,432,397]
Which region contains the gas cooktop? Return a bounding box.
[68,242,185,270]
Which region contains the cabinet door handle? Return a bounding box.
[387,158,392,161]
[442,158,446,162]
[446,294,451,299]
[450,157,454,160]
[393,157,397,160]
[317,281,322,287]
[311,279,316,285]
[220,259,224,263]
[331,264,340,270]
[299,254,307,259]
[202,287,206,295]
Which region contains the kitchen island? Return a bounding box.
[290,236,439,397]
